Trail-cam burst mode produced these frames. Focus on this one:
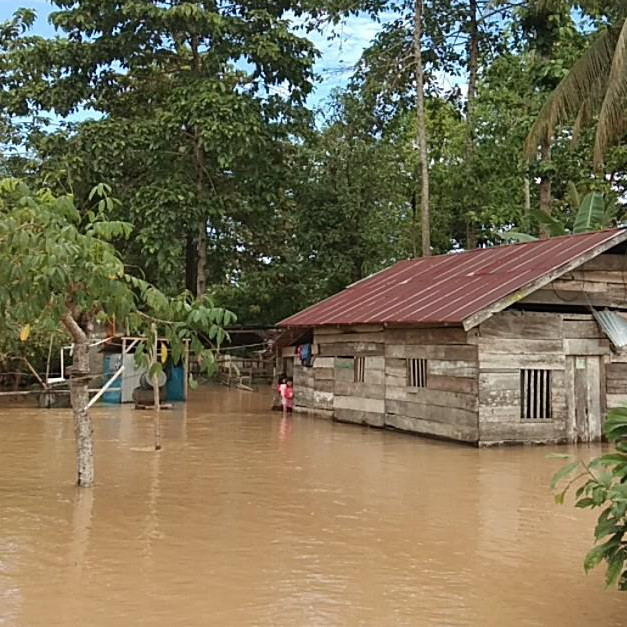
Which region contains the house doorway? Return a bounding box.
[568,355,604,442]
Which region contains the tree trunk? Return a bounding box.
[414,0,431,257]
[152,325,162,452]
[539,136,552,238]
[523,175,531,229]
[185,234,197,295]
[465,0,479,250]
[351,258,364,284]
[196,214,208,297]
[193,126,208,297]
[191,34,208,298]
[61,312,94,488]
[411,189,418,258]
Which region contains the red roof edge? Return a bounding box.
[278,229,627,329]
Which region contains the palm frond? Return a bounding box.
[524,28,617,159]
[572,82,607,145]
[531,207,567,237]
[594,17,627,167]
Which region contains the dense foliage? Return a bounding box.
[552,409,627,590]
[0,177,231,378]
[2,1,627,322]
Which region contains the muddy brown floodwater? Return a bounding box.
[0,388,625,626]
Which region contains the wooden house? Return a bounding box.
[277,229,627,445]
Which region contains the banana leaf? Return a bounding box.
[497,231,539,243]
[573,191,605,233]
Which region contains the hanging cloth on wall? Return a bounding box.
[297,343,313,367]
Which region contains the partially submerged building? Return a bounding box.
[277,229,627,445]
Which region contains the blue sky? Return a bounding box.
[0,1,385,109]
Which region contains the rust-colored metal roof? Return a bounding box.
[279,229,627,330]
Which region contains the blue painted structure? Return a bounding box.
[101,353,187,404]
[102,354,123,404]
[165,364,186,401]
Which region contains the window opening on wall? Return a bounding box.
[521,369,551,419]
[407,358,427,388]
[354,356,365,383]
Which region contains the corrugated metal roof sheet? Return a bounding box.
[279,229,627,329]
[592,309,627,350]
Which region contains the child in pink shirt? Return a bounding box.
[281,377,294,414]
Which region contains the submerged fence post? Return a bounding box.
[152,324,162,452]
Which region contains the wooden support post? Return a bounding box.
[45,335,54,384]
[152,325,162,452]
[183,341,190,401]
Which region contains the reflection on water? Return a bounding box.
[0,388,624,626]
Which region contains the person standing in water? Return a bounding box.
[273,373,287,411]
[280,376,294,415]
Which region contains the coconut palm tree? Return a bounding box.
[524,2,627,168]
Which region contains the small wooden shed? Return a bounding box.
[278,229,627,445]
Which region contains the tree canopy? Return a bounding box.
[3,1,627,326]
[2,1,627,338]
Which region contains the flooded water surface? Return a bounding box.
[0,388,624,626]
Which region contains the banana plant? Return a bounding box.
[500,186,615,243]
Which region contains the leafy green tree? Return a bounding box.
[551,407,627,590]
[4,0,627,333]
[318,0,469,257]
[213,89,413,324]
[0,178,233,487]
[0,1,317,297]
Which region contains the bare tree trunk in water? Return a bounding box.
[539,136,552,239]
[414,0,431,257]
[70,488,94,572]
[61,312,94,488]
[465,0,479,250]
[152,324,162,452]
[192,35,208,298]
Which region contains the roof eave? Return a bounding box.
[461,229,627,331]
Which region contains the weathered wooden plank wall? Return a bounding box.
[383,327,479,442]
[474,312,564,443]
[315,328,386,426]
[474,308,614,445]
[520,254,627,308]
[313,356,334,416]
